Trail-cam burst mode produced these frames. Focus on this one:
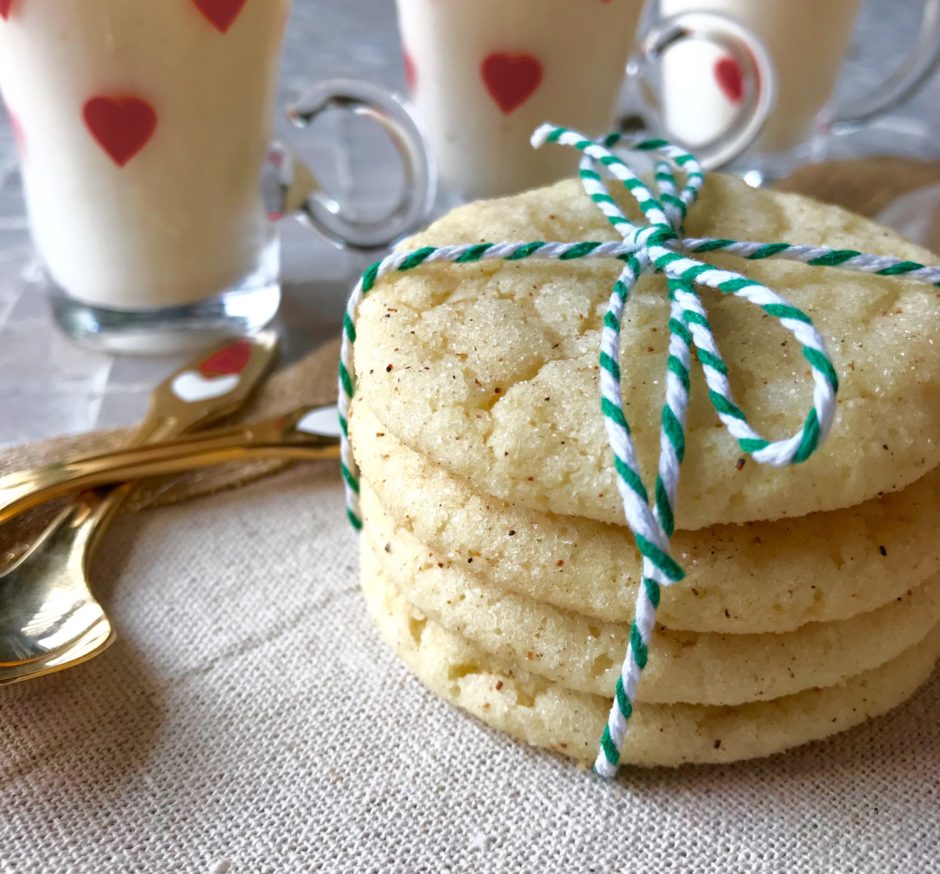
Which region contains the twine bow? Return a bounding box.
[337,125,940,780]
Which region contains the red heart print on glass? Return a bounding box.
[481,53,543,114]
[714,56,744,104]
[0,1,14,21]
[8,109,24,154]
[192,0,247,34]
[199,339,252,377]
[403,49,417,93]
[83,97,157,167]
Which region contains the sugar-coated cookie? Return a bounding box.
[354,175,940,529]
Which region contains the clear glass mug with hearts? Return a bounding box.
[654,0,940,185]
[0,0,433,353]
[395,0,775,201]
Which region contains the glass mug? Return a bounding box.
[396,0,775,200]
[653,0,940,183]
[0,0,433,353]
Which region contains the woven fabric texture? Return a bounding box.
[1,466,937,873]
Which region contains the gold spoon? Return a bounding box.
[0,333,278,685]
[0,404,342,528]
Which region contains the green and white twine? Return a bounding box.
[337,124,940,780]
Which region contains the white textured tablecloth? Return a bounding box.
[1,466,937,873]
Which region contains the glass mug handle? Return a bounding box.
[265,78,436,250]
[832,0,940,126]
[630,11,777,171]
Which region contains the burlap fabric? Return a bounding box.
[1,161,938,872]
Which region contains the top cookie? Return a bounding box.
[353,174,940,529]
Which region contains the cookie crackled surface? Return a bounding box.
[353,174,940,530]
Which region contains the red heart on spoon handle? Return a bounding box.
[199,339,253,377]
[0,1,14,21]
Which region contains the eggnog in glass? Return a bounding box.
[0,0,285,351]
[656,0,940,181]
[396,0,779,197]
[396,0,644,200]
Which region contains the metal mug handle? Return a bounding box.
[631,11,777,171]
[265,78,436,250]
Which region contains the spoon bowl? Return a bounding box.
[0,502,114,683]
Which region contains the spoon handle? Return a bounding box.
[79,333,280,558]
[0,405,340,525]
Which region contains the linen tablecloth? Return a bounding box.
[1,462,937,872]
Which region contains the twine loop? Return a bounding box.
[338,124,940,780]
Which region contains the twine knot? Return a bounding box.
[635,225,678,249]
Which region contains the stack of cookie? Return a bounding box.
[349,174,940,766]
